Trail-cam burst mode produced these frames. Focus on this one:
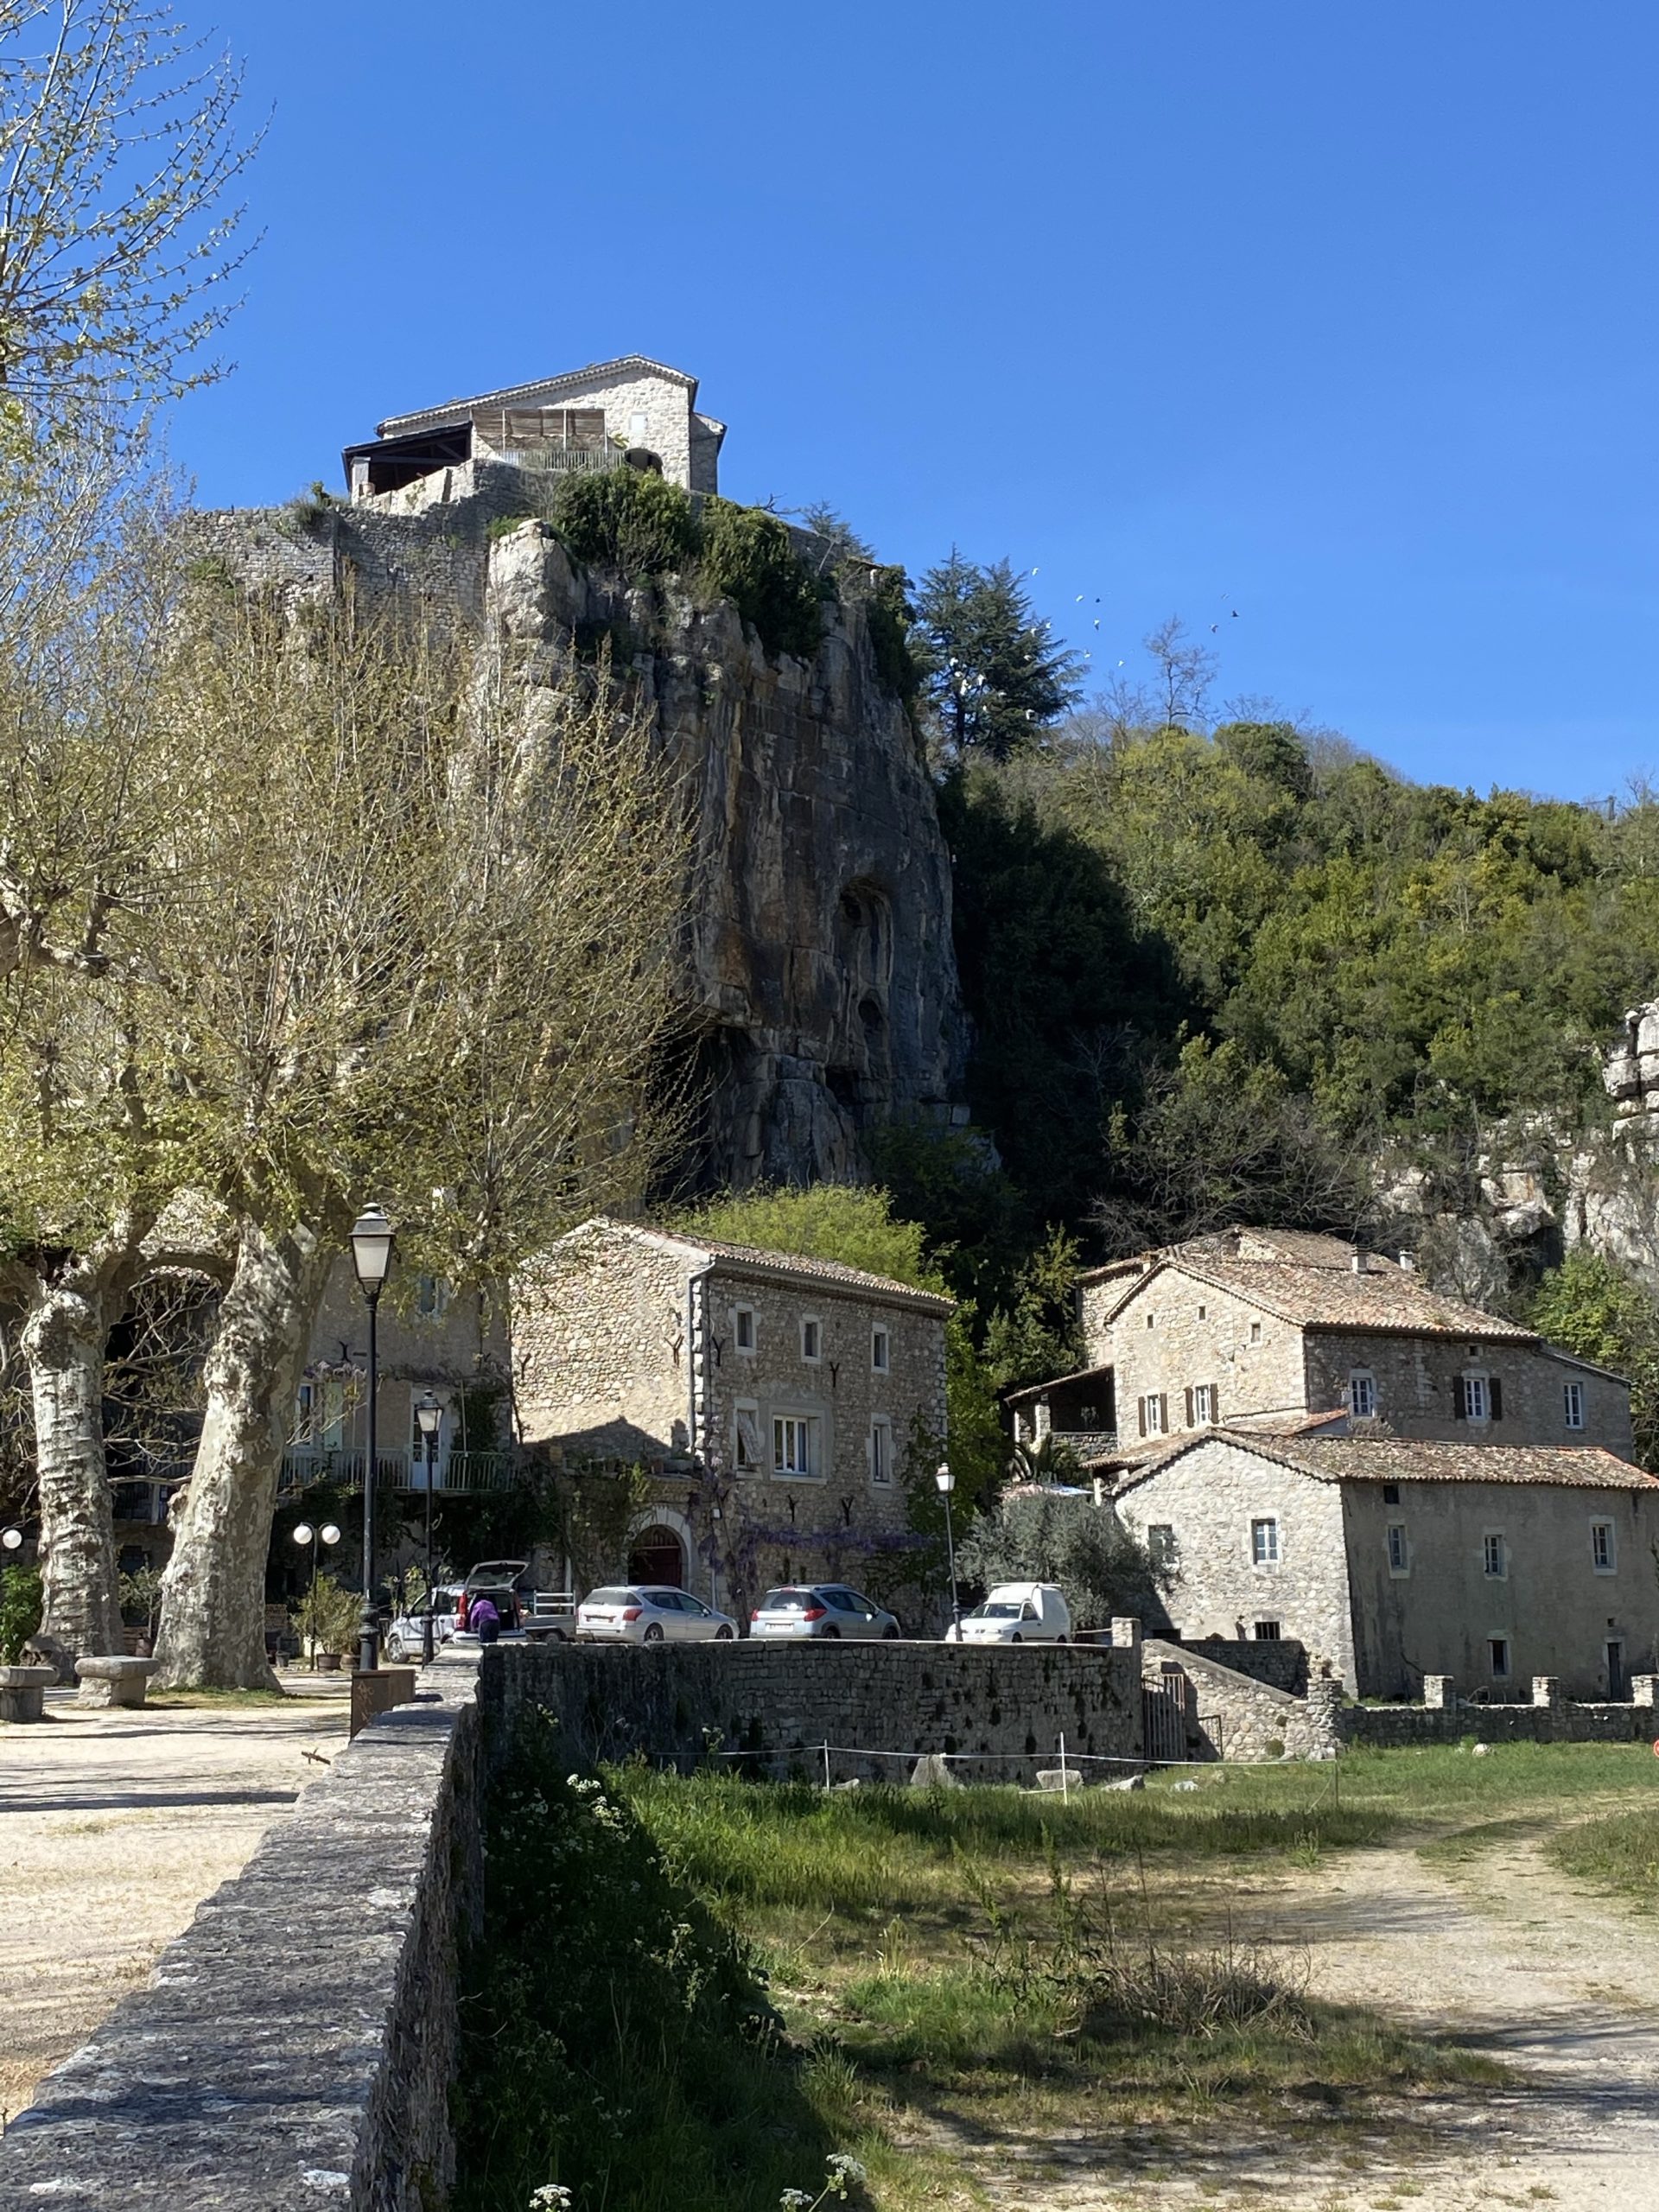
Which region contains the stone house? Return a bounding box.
[1113,1427,1659,1701]
[342,354,725,506]
[512,1217,951,1617]
[1008,1228,1632,1461]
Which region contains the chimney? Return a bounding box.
[1398,1250,1415,1273]
[1351,1249,1366,1274]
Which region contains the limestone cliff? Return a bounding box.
[195,473,967,1190]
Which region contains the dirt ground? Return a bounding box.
[0,1686,348,2125]
[955,1834,1659,2212]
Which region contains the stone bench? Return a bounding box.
[73,1655,161,1709]
[0,1662,59,1721]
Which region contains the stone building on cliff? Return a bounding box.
[512,1217,951,1622]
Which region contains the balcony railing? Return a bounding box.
[493,443,624,475]
[279,1447,519,1496]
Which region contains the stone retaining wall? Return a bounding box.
[1339,1699,1655,1748]
[1175,1636,1309,1694]
[484,1637,1144,1781]
[1145,1638,1342,1761]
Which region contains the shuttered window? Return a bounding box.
[474,404,607,451]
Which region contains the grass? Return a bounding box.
[1549,1807,1659,1904]
[456,1739,1659,2212]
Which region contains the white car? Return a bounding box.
[385,1586,463,1662]
[749,1584,903,1640]
[946,1581,1071,1644]
[575,1585,739,1643]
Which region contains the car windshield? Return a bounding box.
[974,1603,1022,1618]
[585,1588,636,1606]
[760,1589,814,1610]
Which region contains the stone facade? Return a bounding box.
[513,1219,950,1616]
[1144,1638,1342,1762]
[1116,1428,1659,1700]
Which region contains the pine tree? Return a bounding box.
[914,553,1083,760]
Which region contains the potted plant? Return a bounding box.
[294,1573,362,1672]
[0,1564,55,1721]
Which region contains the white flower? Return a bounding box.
[827,2155,867,2190]
[531,2186,573,2211]
[780,2191,814,2209]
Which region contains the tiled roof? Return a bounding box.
[1004,1362,1113,1405]
[379,356,698,438]
[1116,1428,1659,1495]
[1085,1231,1535,1344]
[600,1219,954,1311]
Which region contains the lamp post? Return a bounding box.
[936,1461,961,1638]
[415,1391,443,1664]
[348,1203,396,1675]
[291,1519,341,1670]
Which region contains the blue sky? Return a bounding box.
[184,2,1657,801]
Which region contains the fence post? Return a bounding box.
[821,1739,830,1791]
[1058,1730,1070,1802]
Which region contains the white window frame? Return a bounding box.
[1564,1380,1586,1430]
[772,1413,820,1480]
[1464,1371,1491,1423]
[1483,1530,1507,1580]
[800,1314,823,1364]
[1386,1522,1409,1576]
[871,1325,890,1374]
[868,1415,893,1487]
[1591,1518,1617,1573]
[1141,1394,1166,1438]
[1251,1516,1281,1567]
[1350,1369,1376,1420]
[733,1398,762,1477]
[733,1305,757,1356]
[1192,1382,1214,1425]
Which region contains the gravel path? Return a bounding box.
[0,1690,348,2124]
[947,1827,1659,2212]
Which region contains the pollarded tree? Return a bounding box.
[912,553,1083,761]
[143,598,688,1687]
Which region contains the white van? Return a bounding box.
[947,1581,1071,1644]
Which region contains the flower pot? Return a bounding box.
[316,1650,341,1673]
[0,1662,59,1722]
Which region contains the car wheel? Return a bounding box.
[644,1622,664,1643]
[820,1624,840,1638]
[881,1625,899,1640]
[715,1624,734,1640]
[1010,1632,1023,1643]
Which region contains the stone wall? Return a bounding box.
[0,1654,488,2212]
[1340,1698,1653,1748]
[1176,1635,1309,1694]
[1144,1638,1342,1762]
[485,1637,1143,1782]
[1303,1328,1633,1454]
[1087,1269,1309,1431]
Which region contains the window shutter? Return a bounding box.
[1137,1396,1147,1437]
[1490,1376,1503,1421]
[1211,1382,1221,1423]
[1452,1376,1467,1420]
[1159,1393,1168,1431]
[1185,1387,1195,1427]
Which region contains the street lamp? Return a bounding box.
[2,1525,23,1552]
[349,1203,396,1675]
[291,1519,341,1670]
[936,1462,962,1639]
[415,1391,443,1664]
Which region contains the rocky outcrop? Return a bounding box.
[194,474,968,1191]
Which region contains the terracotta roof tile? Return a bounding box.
[610,1221,954,1310]
[1116,1429,1658,1494]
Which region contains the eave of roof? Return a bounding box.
[1095,1254,1537,1344]
[570,1218,953,1313]
[1112,1428,1659,1497]
[378,355,699,438]
[1004,1362,1114,1405]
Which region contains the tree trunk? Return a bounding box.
[22,1269,123,1660]
[154,1217,330,1690]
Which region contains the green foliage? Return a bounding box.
[0,1563,43,1664]
[679,1183,943,1294]
[454,1713,827,2212]
[860,565,921,709]
[486,512,537,542]
[913,554,1084,760]
[118,1565,163,1632]
[699,499,824,661]
[292,1571,361,1657]
[1529,1249,1659,1467]
[954,1491,1166,1628]
[552,467,702,575]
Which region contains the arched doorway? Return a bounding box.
[628,1523,687,1588]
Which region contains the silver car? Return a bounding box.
[575,1585,739,1644]
[749,1584,902,1640]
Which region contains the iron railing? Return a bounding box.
[493,443,624,475]
[279,1447,519,1496]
